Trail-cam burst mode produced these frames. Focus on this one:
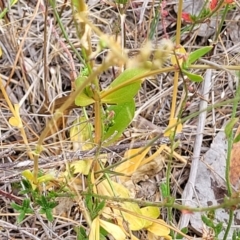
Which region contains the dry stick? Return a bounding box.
[0,136,173,171]
[179,69,212,229]
[0,220,39,240]
[138,0,150,24]
[0,189,22,204]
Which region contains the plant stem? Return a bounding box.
[223,210,234,240]
[50,0,85,64]
[33,61,113,184]
[214,4,230,42]
[223,74,240,240]
[81,192,240,213]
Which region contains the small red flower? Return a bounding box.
[181,12,192,23]
[210,0,235,11]
[210,0,218,11]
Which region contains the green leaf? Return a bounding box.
[187,46,212,66]
[86,195,93,212]
[22,199,31,208]
[214,222,223,236]
[11,203,22,211]
[103,100,135,145]
[232,230,240,240]
[101,68,148,104]
[18,211,26,223]
[233,231,237,240]
[100,226,109,239]
[160,182,168,198]
[225,118,238,138]
[74,226,88,240]
[11,199,34,223]
[45,208,54,222]
[115,0,128,4]
[75,76,95,106]
[93,200,105,217]
[234,133,240,143]
[21,178,32,190]
[201,215,214,228]
[181,69,203,82]
[176,227,188,239]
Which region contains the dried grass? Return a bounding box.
[0,0,240,239]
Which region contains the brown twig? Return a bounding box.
[0,189,23,205]
[0,135,177,172]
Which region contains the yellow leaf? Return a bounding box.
[140,206,160,228]
[22,170,34,181]
[89,217,100,240]
[122,202,145,231]
[37,174,54,183]
[9,117,20,127]
[22,170,37,190]
[99,219,126,240]
[147,219,170,237]
[70,116,93,151]
[70,159,93,175]
[8,104,23,128]
[0,47,2,57]
[115,147,150,182]
[97,179,130,197]
[171,45,186,66]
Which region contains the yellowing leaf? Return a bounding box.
[9,117,20,127]
[148,231,172,240]
[0,47,2,57]
[140,206,160,228]
[70,159,93,175]
[99,219,126,240]
[22,170,54,190]
[122,202,146,231]
[147,232,159,240]
[37,174,54,183]
[97,179,130,198]
[22,170,34,181]
[70,116,93,151]
[115,147,150,182]
[171,45,186,66]
[89,217,100,240]
[9,104,22,128]
[147,219,170,237]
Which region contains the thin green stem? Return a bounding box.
[50,0,85,64]
[223,74,240,240]
[223,210,234,240]
[227,81,240,187]
[81,192,240,213]
[214,4,230,42]
[33,60,113,183]
[165,0,183,229]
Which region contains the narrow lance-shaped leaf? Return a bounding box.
[225,118,238,138]
[184,46,213,69]
[181,69,203,82]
